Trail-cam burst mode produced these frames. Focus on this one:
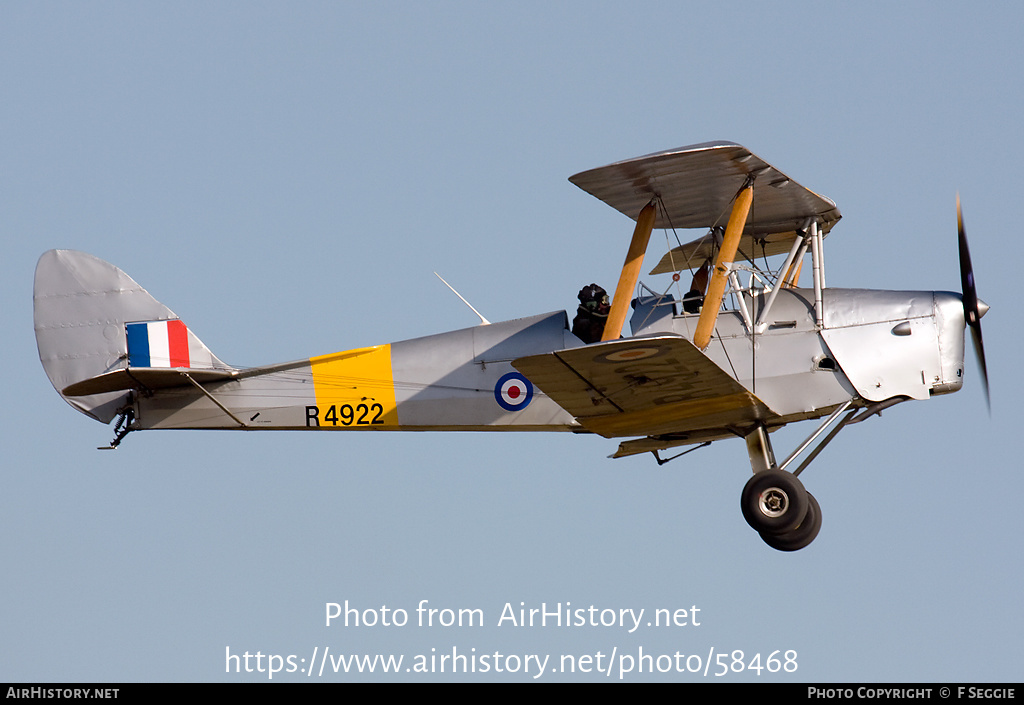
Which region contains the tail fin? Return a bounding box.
[33,250,232,423]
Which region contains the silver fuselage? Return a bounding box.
[134,288,967,442]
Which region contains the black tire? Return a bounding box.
[740,469,809,535]
[760,492,822,552]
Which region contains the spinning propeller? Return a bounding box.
[957,196,990,411]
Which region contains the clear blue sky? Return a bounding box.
[2,1,1020,682]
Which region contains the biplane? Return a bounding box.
[34,141,989,551]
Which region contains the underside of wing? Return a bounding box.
[512,335,775,439]
[569,141,840,274]
[648,225,828,275]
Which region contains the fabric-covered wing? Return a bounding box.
[512,335,775,438]
[569,141,840,274]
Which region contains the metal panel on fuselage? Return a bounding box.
[819,289,963,402]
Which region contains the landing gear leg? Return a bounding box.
[741,424,816,550]
[745,399,897,548]
[744,424,776,474]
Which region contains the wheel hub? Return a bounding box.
[759,487,789,517]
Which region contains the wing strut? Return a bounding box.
[181,372,248,428]
[601,200,657,341]
[693,180,754,350]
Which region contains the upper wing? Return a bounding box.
[569,141,840,273]
[512,335,775,439]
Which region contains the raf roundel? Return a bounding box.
[494,372,534,412]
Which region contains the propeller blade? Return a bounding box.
[957,196,990,411]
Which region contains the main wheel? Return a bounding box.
[760,492,822,552]
[741,469,809,535]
